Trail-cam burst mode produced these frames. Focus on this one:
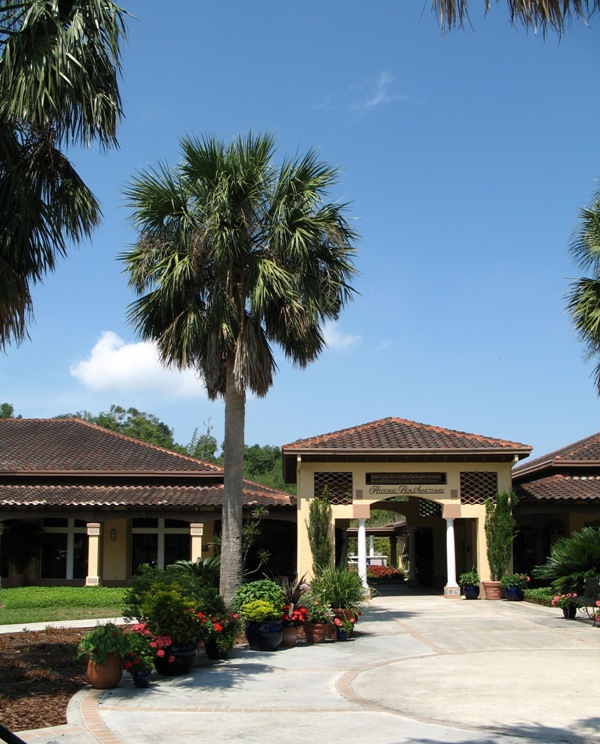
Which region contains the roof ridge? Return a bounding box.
[514,431,600,473]
[284,416,529,449]
[16,417,224,472]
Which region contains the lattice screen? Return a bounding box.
[460,471,498,504]
[418,499,442,517]
[314,472,353,505]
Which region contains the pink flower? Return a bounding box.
[156,649,165,658]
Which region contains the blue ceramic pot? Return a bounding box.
[245,621,283,651]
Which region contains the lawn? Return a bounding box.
[0,586,128,625]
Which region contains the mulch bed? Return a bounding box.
[0,627,89,733]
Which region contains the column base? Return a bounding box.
[444,584,460,599]
[86,576,101,586]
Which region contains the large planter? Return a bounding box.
[482,580,502,600]
[154,639,197,676]
[563,604,577,620]
[280,626,299,648]
[304,623,331,644]
[86,653,122,689]
[462,584,480,600]
[504,586,523,602]
[245,621,283,651]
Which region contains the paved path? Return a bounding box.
[9,593,600,744]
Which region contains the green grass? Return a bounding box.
[0,586,128,625]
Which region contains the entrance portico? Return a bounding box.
[282,417,531,596]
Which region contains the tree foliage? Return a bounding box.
[433,0,599,35]
[485,490,517,580]
[121,131,357,602]
[0,0,128,349]
[532,527,600,594]
[306,487,333,576]
[566,189,600,393]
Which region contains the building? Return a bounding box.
[282,417,532,596]
[512,432,600,575]
[0,418,295,586]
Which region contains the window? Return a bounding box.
[41,519,88,579]
[131,518,190,574]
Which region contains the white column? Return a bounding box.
[444,518,460,599]
[407,527,417,584]
[357,519,368,588]
[369,534,375,557]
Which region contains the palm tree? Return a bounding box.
[432,0,599,34]
[566,189,600,392]
[121,132,357,601]
[0,0,127,348]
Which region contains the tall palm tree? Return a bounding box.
[0,0,127,348]
[432,0,599,34]
[566,189,600,392]
[121,132,358,601]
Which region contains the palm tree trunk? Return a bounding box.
[219,359,245,603]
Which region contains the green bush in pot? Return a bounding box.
[310,566,366,618]
[231,579,285,616]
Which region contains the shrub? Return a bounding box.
[231,579,285,615]
[306,488,332,575]
[532,526,600,594]
[500,573,530,590]
[311,566,366,616]
[240,599,279,622]
[458,568,480,586]
[485,491,517,580]
[78,622,128,663]
[366,565,404,581]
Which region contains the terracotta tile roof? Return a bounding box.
[283,417,531,454]
[0,480,295,509]
[0,418,222,474]
[516,473,600,502]
[513,432,600,479]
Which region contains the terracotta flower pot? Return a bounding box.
[482,580,502,600]
[280,626,299,648]
[86,653,122,689]
[304,623,331,644]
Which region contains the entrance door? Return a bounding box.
[415,527,434,587]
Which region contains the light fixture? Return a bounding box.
[110,529,117,542]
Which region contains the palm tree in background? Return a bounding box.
[567,189,600,392]
[432,0,598,34]
[121,132,358,601]
[0,0,127,348]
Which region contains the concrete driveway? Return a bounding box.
[13,590,600,744]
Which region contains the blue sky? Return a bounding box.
[2,1,599,459]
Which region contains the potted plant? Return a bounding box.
[78,622,128,689]
[500,573,530,601]
[202,606,240,660]
[300,594,335,644]
[122,624,156,688]
[333,616,355,641]
[240,599,284,651]
[310,566,366,630]
[551,592,580,620]
[141,588,199,675]
[484,491,517,599]
[458,568,480,600]
[280,603,309,648]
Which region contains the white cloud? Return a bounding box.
[315,71,406,113]
[323,321,361,351]
[70,331,206,399]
